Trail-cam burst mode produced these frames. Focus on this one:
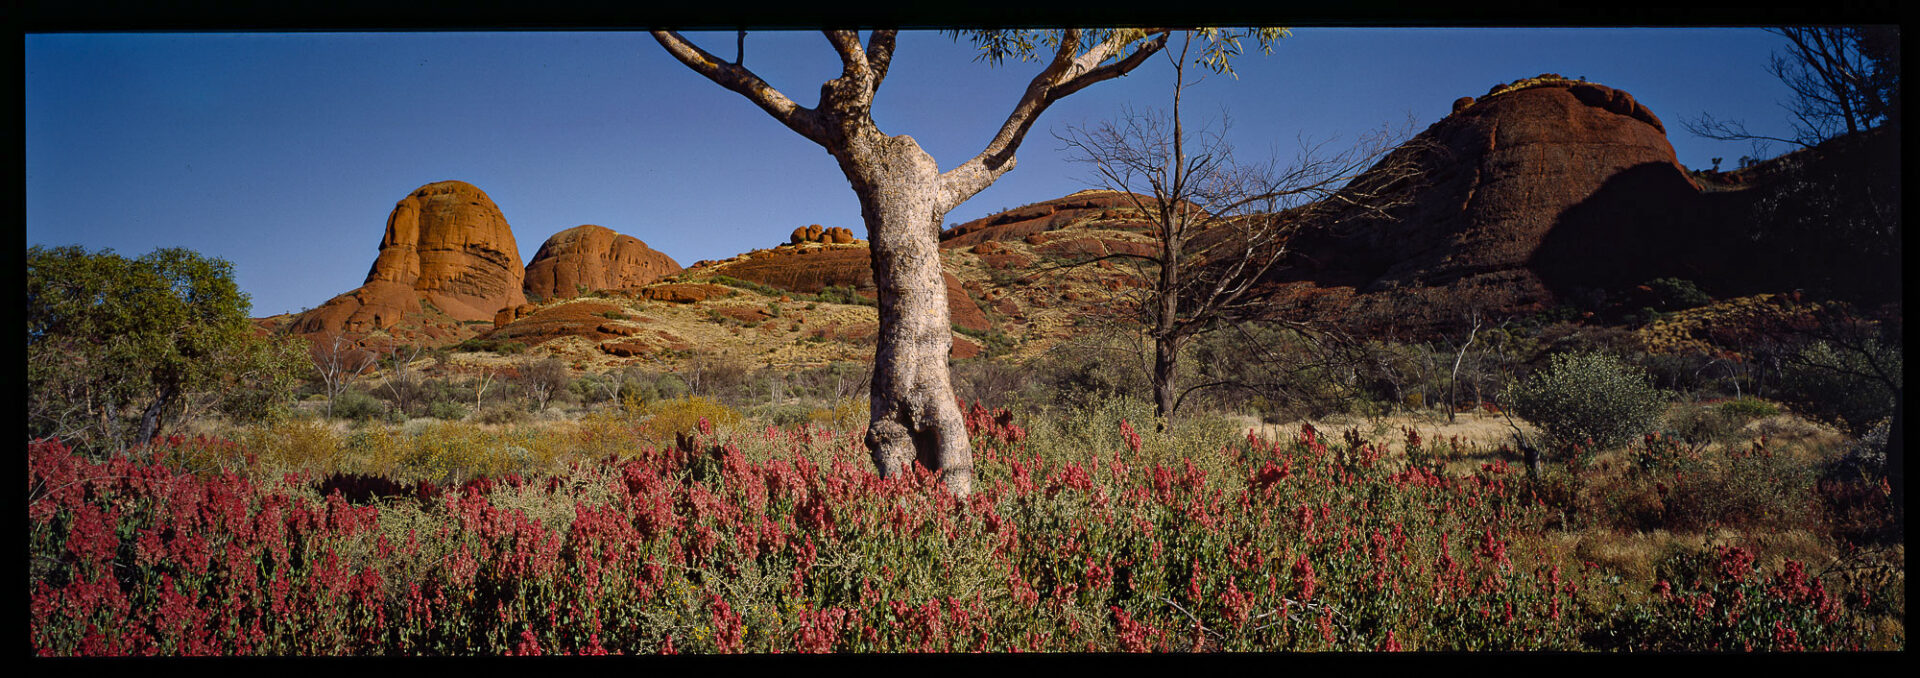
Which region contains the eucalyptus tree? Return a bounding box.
[654,29,1281,494]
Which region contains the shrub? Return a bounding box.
[640,396,743,443]
[475,405,529,426]
[1716,396,1779,419]
[1508,352,1668,452]
[806,397,869,431]
[427,400,469,421]
[1662,405,1732,446]
[331,388,390,423]
[516,358,572,411]
[1644,277,1711,311]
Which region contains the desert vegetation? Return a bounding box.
[25,26,1903,656]
[26,246,1904,654]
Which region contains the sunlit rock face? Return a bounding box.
[293,180,527,336]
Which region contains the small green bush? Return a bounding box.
[427,399,469,421]
[332,388,389,423]
[1716,396,1779,419]
[1509,352,1668,452]
[474,405,529,426]
[1644,277,1711,311]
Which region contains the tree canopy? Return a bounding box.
[27,245,307,450]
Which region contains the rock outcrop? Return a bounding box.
[1264,78,1705,335]
[523,224,682,302]
[789,224,858,245]
[294,180,527,336]
[693,243,993,332]
[939,190,1152,248]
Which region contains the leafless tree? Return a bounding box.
[473,366,499,412]
[311,332,376,419]
[1058,32,1420,423]
[381,345,427,418]
[1684,26,1899,149]
[654,28,1282,495]
[1445,310,1483,424]
[517,357,571,412]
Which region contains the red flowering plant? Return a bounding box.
[26,389,1903,654]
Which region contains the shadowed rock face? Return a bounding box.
[294,181,527,336]
[1266,80,1702,335]
[523,224,682,302]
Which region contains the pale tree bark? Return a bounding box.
[655,29,1170,495]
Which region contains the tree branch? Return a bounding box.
[868,30,898,94]
[938,30,1171,212]
[652,30,828,145]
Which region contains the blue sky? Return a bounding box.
[25,28,1801,317]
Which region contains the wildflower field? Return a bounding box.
[28,401,1904,654]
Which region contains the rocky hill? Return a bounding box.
[270,76,1896,372]
[290,181,527,344]
[522,224,682,304]
[1262,75,1900,337]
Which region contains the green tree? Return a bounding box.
[654,28,1280,495]
[1508,351,1669,453]
[27,245,304,451]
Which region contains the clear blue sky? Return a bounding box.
[26,28,1801,317]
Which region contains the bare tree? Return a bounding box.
[1684,26,1899,149]
[473,365,499,413]
[654,29,1283,494]
[311,332,376,419]
[1057,32,1418,424]
[517,357,572,412]
[1446,310,1483,424]
[381,345,427,418]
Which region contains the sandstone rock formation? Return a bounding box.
[523,224,682,302]
[1263,78,1704,336]
[294,180,528,336]
[694,243,992,332]
[641,283,733,304]
[939,189,1152,248]
[789,224,858,245]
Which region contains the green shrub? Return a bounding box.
[1662,401,1745,446]
[1644,277,1711,311]
[1716,396,1779,419]
[474,405,529,426]
[426,400,469,421]
[1509,352,1668,452]
[332,388,389,423]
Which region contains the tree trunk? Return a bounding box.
[1153,334,1178,426]
[137,382,178,446]
[837,133,973,495]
